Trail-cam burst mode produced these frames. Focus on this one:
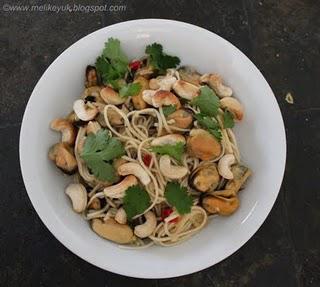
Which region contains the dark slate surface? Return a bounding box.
[1,0,320,286]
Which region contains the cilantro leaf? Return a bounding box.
[223,110,235,128]
[150,142,185,162]
[119,82,141,98]
[194,113,219,130]
[95,38,129,85]
[87,160,118,183]
[194,113,222,141]
[164,182,192,215]
[162,105,176,117]
[145,43,180,73]
[191,86,220,117]
[102,38,128,63]
[123,186,151,220]
[81,130,125,182]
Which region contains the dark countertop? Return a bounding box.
[1,0,319,286]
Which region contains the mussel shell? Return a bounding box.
[189,162,220,192]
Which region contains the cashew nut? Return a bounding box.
[151,134,186,146]
[117,162,151,185]
[73,99,98,121]
[132,76,148,110]
[153,90,181,108]
[86,121,101,134]
[92,218,134,244]
[159,155,188,179]
[134,211,157,238]
[142,89,157,105]
[100,86,125,105]
[48,143,77,174]
[220,97,244,121]
[200,73,233,98]
[167,109,193,129]
[65,183,87,213]
[115,207,127,224]
[172,80,200,100]
[50,118,76,146]
[143,90,181,109]
[187,129,222,161]
[103,175,138,198]
[202,195,239,215]
[149,75,177,91]
[218,154,236,179]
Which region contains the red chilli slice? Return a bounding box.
[129,60,141,71]
[142,154,152,167]
[161,208,179,223]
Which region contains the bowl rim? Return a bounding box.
[19,18,287,278]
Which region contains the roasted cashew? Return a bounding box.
[220,97,244,121]
[65,183,87,213]
[172,80,200,100]
[103,175,138,198]
[73,99,98,121]
[115,207,127,224]
[218,154,236,179]
[159,155,188,179]
[149,75,177,91]
[100,86,125,105]
[134,211,157,238]
[200,73,233,98]
[117,162,151,185]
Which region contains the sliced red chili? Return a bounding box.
[142,153,152,167]
[161,208,179,223]
[129,60,141,71]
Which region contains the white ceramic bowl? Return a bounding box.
[19,19,286,278]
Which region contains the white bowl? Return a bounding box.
[19,19,286,278]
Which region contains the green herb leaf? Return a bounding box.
[209,129,222,141]
[191,86,220,117]
[145,43,180,73]
[162,105,176,117]
[150,142,185,162]
[194,113,219,129]
[119,82,141,98]
[95,38,129,85]
[194,113,222,141]
[123,186,151,220]
[223,110,235,128]
[102,38,128,63]
[81,129,125,182]
[164,182,192,215]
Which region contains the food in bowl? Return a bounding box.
[48,38,251,248]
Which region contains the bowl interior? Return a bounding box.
[20,19,286,278]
